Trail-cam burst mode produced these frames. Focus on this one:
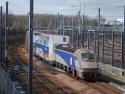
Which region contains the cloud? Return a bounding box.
[0,0,124,20]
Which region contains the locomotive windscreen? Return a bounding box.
[81,53,95,61]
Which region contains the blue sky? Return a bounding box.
[0,0,125,20]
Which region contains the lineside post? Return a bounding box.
[28,0,34,94]
[97,8,100,63]
[5,1,8,71]
[121,5,125,69]
[0,6,2,62]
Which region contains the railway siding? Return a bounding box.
[7,43,124,94]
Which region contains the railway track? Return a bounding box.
[8,43,78,94]
[7,43,123,94]
[89,82,122,94]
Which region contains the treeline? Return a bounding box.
[0,13,28,33]
[0,13,108,32]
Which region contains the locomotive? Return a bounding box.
[26,31,99,79]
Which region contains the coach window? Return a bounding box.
[63,37,66,42]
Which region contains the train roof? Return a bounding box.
[76,48,94,54]
[56,44,94,53]
[56,45,76,53]
[33,30,68,37]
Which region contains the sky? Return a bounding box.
[0,0,125,21]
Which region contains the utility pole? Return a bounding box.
[28,0,34,94]
[47,15,51,31]
[82,3,85,48]
[79,1,82,15]
[5,1,8,71]
[78,11,81,47]
[82,14,85,47]
[121,5,125,68]
[98,8,100,29]
[62,15,65,35]
[71,15,74,43]
[56,13,59,35]
[97,8,100,63]
[111,31,114,66]
[78,11,81,33]
[60,15,63,35]
[123,4,125,31]
[0,6,2,62]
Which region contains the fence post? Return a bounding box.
[122,32,125,69]
[102,30,104,63]
[111,31,114,66]
[0,6,3,62]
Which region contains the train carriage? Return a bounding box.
[26,31,99,80]
[33,31,69,64]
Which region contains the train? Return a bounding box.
[25,31,99,80]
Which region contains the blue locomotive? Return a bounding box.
[26,31,99,79]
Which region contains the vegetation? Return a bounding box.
[0,13,110,32]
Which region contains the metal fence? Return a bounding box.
[63,27,125,69]
[96,29,124,69]
[0,32,26,94]
[0,65,25,94]
[87,29,124,69]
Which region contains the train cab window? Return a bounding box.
[81,53,88,61]
[81,53,95,61]
[88,54,95,61]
